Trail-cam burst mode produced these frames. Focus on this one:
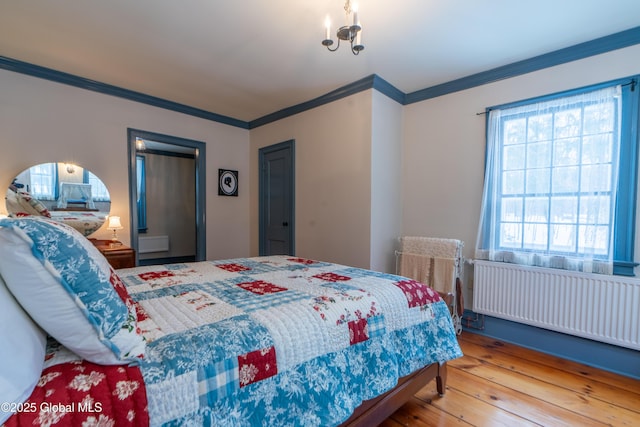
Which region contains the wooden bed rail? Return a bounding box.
[340,362,447,427]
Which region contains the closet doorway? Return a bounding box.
[127,129,206,265]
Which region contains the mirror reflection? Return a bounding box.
[5,162,111,236]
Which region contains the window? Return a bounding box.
[29,163,57,200]
[84,171,110,202]
[476,78,639,275]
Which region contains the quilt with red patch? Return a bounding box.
[8,256,462,426]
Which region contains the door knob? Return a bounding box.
[282,222,289,227]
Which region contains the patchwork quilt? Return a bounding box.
[48,211,109,237]
[8,256,462,427]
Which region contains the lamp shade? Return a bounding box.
[107,216,123,230]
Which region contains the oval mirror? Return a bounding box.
[5,162,111,236]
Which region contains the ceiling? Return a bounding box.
[1,1,640,123]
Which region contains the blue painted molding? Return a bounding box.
[248,74,405,128]
[462,310,640,380]
[249,75,377,129]
[405,26,640,105]
[372,74,405,104]
[2,26,639,129]
[0,56,249,129]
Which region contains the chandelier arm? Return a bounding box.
[351,34,364,54]
[326,38,340,52]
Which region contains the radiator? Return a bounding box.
[138,235,170,254]
[473,260,640,350]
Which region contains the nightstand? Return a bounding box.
[90,239,136,269]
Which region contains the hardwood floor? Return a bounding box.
[381,332,640,427]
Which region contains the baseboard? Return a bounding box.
[462,309,639,380]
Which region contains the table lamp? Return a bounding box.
[107,216,123,242]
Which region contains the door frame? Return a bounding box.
[259,139,295,255]
[127,128,206,264]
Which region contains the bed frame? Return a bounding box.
[340,361,447,426]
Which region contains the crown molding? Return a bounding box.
[0,56,249,129]
[2,26,639,130]
[405,26,640,104]
[249,75,378,129]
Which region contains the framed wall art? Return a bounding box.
[218,169,238,196]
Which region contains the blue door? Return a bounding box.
[259,140,295,255]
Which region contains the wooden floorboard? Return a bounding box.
[382,332,640,427]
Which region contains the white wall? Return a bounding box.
[0,68,251,260]
[250,91,374,268]
[370,90,403,272]
[2,44,639,278]
[402,44,640,304]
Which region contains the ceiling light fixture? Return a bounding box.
[322,0,364,55]
[135,137,146,151]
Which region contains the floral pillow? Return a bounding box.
[16,191,51,218]
[0,217,145,365]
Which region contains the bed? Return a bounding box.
[0,217,462,426]
[5,187,108,236]
[48,210,109,237]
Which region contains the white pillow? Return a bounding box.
[5,188,22,215]
[0,274,46,425]
[0,217,145,365]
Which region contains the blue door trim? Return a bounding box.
[127,128,207,263]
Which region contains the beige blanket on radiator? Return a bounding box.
[400,237,460,259]
[398,253,455,294]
